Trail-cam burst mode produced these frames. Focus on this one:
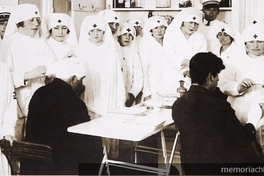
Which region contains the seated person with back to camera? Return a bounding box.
[172,52,264,175]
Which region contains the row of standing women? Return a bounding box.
[1,0,264,174]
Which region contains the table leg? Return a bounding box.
[161,130,168,164]
[98,145,110,176]
[134,142,139,163]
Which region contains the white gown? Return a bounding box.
[1,32,55,118]
[121,47,143,98]
[212,42,240,67]
[75,41,126,119]
[0,61,17,176]
[139,36,167,100]
[46,37,75,61]
[219,54,264,125]
[163,28,207,91]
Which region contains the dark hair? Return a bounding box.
[190,52,225,85]
[49,28,70,34]
[16,21,24,28]
[16,18,41,28]
[216,33,234,43]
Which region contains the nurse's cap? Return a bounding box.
[251,15,264,26]
[48,13,71,30]
[217,23,235,39]
[129,19,143,27]
[182,7,201,24]
[0,5,11,21]
[127,15,144,27]
[242,24,264,42]
[200,0,221,7]
[98,9,120,24]
[47,58,86,80]
[147,16,168,32]
[117,22,136,39]
[13,4,40,24]
[85,15,106,32]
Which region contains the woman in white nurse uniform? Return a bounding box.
[139,16,168,101]
[75,15,126,119]
[0,61,16,176]
[117,22,143,107]
[41,13,77,61]
[219,23,264,125]
[1,4,55,141]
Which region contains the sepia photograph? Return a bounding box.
[0,0,264,175]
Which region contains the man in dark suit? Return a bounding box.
[20,58,103,175]
[172,52,263,175]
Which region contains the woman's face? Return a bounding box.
[151,25,166,40]
[134,26,142,37]
[118,33,133,47]
[181,22,199,36]
[88,28,104,45]
[0,20,8,39]
[22,17,41,37]
[245,40,264,58]
[50,25,68,42]
[108,22,119,35]
[217,32,232,45]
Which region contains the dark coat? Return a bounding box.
[20,78,103,175]
[172,85,262,174]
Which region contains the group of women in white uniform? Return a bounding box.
[1,1,264,175]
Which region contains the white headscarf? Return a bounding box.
[166,7,201,32]
[4,4,40,39]
[250,15,264,27]
[117,22,136,39]
[78,14,114,48]
[140,15,168,47]
[242,24,264,42]
[41,13,77,47]
[239,24,264,56]
[216,23,241,45]
[117,22,136,48]
[127,15,144,28]
[97,9,120,24]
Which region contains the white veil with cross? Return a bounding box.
[166,7,201,32]
[4,4,40,39]
[41,13,77,48]
[78,14,115,49]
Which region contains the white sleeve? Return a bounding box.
[1,40,26,88]
[2,64,17,137]
[219,64,241,96]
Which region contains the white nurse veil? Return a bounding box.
[4,4,40,39]
[166,7,201,33]
[41,13,77,47]
[117,22,136,48]
[141,15,168,46]
[78,14,115,49]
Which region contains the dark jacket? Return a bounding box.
[20,78,103,175]
[172,85,262,174]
